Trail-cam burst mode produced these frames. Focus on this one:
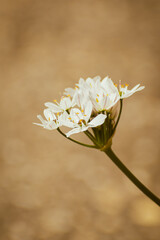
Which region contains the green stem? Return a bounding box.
[93,128,101,145]
[106,112,110,140]
[103,118,107,144]
[105,148,160,206]
[84,130,100,147]
[57,128,97,149]
[113,99,123,132]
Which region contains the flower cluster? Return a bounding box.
[34,76,144,149]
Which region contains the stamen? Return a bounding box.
[76,112,79,114]
[68,117,71,120]
[48,117,50,121]
[114,84,117,87]
[97,94,99,97]
[81,109,84,113]
[125,84,129,87]
[78,119,86,125]
[57,112,59,116]
[96,98,99,103]
[67,94,70,97]
[53,99,57,102]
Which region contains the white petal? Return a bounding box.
[136,86,145,91]
[86,77,94,87]
[88,114,106,127]
[66,128,81,137]
[44,109,56,121]
[58,111,68,123]
[49,121,58,129]
[120,85,145,98]
[131,84,140,91]
[70,108,83,123]
[93,76,101,81]
[33,122,44,127]
[78,77,85,86]
[80,124,89,132]
[101,77,118,95]
[106,94,119,110]
[62,120,76,128]
[120,83,145,98]
[64,87,75,97]
[44,102,61,113]
[34,116,52,130]
[84,101,92,122]
[60,97,72,110]
[37,115,46,125]
[58,111,76,128]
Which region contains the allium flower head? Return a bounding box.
[34,76,144,150]
[33,76,160,207]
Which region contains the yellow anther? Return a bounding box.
[97,94,99,97]
[90,83,92,88]
[125,84,129,87]
[67,94,70,97]
[73,120,74,123]
[78,119,86,125]
[106,94,109,96]
[76,112,79,114]
[57,112,59,116]
[96,98,99,103]
[114,84,117,87]
[84,114,87,116]
[53,99,57,102]
[48,117,50,121]
[68,117,71,120]
[81,109,84,113]
[121,84,124,88]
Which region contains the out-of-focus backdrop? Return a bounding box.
[0,0,160,239]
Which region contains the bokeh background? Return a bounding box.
[0,0,160,239]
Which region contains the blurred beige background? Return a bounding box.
[0,0,160,239]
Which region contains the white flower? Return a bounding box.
[91,91,119,112]
[72,88,89,109]
[90,77,120,111]
[63,101,107,137]
[34,75,145,142]
[64,76,101,109]
[101,76,119,95]
[44,96,75,113]
[119,81,145,98]
[64,87,76,98]
[76,76,101,90]
[33,109,61,130]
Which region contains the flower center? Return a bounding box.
[78,119,86,125]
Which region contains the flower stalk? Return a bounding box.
[57,128,97,149]
[34,75,160,206]
[104,148,160,206]
[113,99,123,132]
